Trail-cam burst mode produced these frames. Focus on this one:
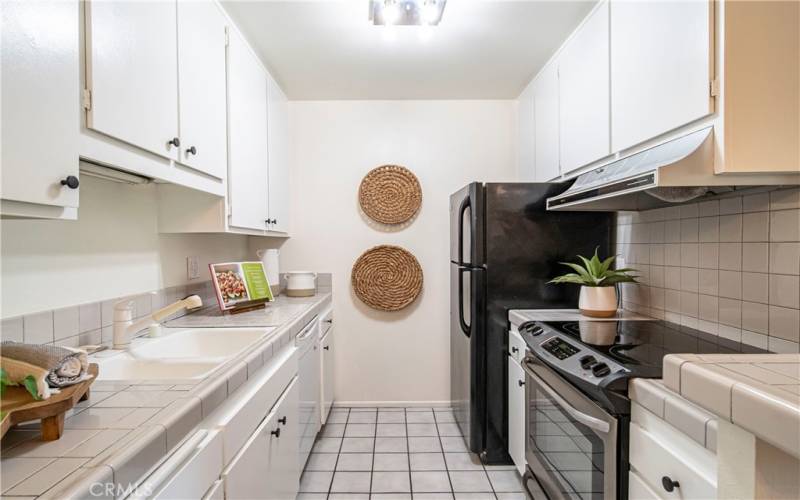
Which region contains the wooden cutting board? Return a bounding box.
[1,363,98,441]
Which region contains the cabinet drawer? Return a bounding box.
[206,345,298,464]
[630,422,716,499]
[629,470,663,500]
[508,329,526,363]
[133,429,223,500]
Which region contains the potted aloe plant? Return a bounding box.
[549,248,638,318]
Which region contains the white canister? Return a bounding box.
[256,249,281,296]
[285,271,317,297]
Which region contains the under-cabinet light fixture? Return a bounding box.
[369,0,447,26]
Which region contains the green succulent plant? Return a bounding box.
[549,248,638,287]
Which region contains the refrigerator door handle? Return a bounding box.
[457,196,471,266]
[458,267,471,338]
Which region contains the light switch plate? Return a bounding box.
[187,256,200,280]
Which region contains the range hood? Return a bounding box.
[547,126,797,211]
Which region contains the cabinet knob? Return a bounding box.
[518,380,525,387]
[60,176,80,189]
[511,346,519,354]
[278,416,287,425]
[168,137,181,148]
[324,346,330,351]
[270,427,281,438]
[661,476,679,492]
[186,146,197,155]
[271,219,278,224]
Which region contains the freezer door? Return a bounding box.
[449,183,484,266]
[450,264,486,452]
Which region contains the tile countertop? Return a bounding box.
[509,308,653,324]
[0,292,332,499]
[663,353,800,459]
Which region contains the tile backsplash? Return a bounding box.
[1,281,217,348]
[616,187,800,353]
[0,273,333,348]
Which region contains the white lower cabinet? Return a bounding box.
[507,354,526,475]
[320,311,335,424]
[630,403,717,500]
[223,377,300,500]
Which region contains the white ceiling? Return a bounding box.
[220,0,596,100]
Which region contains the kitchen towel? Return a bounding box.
[1,342,90,399]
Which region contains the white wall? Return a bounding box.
[1,176,249,318]
[263,100,517,404]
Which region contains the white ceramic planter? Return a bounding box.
[578,286,618,318]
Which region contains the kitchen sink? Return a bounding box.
[93,327,273,381]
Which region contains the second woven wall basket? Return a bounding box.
[358,165,422,225]
[351,245,423,311]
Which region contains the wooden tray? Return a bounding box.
[1,363,98,441]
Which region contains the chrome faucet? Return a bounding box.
[113,295,203,349]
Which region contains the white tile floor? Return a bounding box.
[299,407,529,500]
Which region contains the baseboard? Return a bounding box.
[333,400,453,409]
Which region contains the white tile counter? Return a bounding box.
[0,293,331,498]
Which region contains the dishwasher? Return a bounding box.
[296,317,320,470]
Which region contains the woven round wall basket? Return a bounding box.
[358,165,422,225]
[351,245,423,311]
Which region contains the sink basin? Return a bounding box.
[93,327,273,381]
[130,327,271,359]
[95,357,221,381]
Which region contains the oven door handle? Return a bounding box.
[523,359,611,434]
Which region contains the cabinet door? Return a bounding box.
[558,1,610,175]
[224,379,299,500]
[321,327,335,424]
[533,63,560,182]
[507,357,526,476]
[177,0,227,179]
[517,80,536,181]
[85,0,179,160]
[267,73,290,233]
[223,413,273,499]
[610,0,712,152]
[267,378,300,500]
[227,30,269,231]
[1,0,79,209]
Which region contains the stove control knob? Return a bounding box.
[592,362,611,377]
[530,326,543,336]
[579,355,597,369]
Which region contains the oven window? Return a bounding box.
[528,383,605,499]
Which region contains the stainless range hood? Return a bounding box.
[547,126,798,211]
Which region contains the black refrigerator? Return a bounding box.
[450,182,613,463]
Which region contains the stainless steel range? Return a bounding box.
[510,312,767,500]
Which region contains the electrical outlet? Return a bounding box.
[187,256,200,280]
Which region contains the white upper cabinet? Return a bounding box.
[610,0,713,152]
[176,0,228,179]
[1,0,80,217]
[85,0,180,160]
[533,63,560,182]
[267,73,290,234]
[227,29,269,232]
[558,1,610,175]
[516,80,536,181]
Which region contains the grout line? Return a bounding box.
[369,408,377,496]
[431,407,456,497]
[405,408,414,499]
[325,408,348,498]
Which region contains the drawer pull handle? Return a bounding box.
[278,416,287,425]
[661,476,680,492]
[270,427,281,438]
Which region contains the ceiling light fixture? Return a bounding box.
[369,0,447,26]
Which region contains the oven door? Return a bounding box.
[523,354,618,500]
